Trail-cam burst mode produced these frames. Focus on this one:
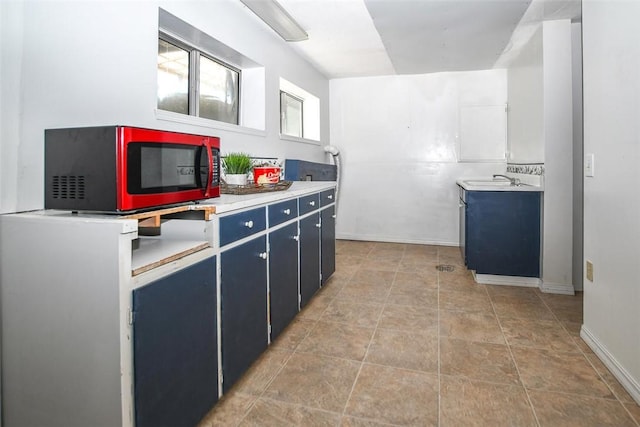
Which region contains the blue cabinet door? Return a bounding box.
[269,223,299,340]
[299,213,320,308]
[221,236,268,392]
[321,206,336,285]
[466,191,541,277]
[133,257,218,427]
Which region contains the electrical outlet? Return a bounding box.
[586,260,594,282]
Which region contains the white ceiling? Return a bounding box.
[276,0,582,79]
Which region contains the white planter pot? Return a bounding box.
[225,174,248,186]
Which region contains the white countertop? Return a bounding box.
[456,177,543,192]
[195,181,337,214]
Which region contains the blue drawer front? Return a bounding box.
[299,193,320,215]
[320,189,335,207]
[269,199,298,227]
[220,207,266,246]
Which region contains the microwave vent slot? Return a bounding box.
[52,175,86,200]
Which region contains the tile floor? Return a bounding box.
[199,240,640,427]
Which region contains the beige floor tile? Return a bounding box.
[270,318,317,351]
[371,242,407,252]
[512,347,615,398]
[386,284,438,308]
[345,363,439,426]
[624,402,640,425]
[397,259,440,274]
[438,245,463,258]
[440,376,537,427]
[439,310,505,344]
[492,298,556,321]
[263,352,361,412]
[336,255,366,270]
[317,279,346,299]
[528,390,636,427]
[365,328,438,373]
[297,320,374,361]
[366,249,404,262]
[561,320,583,337]
[377,303,438,333]
[357,258,400,272]
[340,415,398,426]
[337,281,392,304]
[232,349,292,396]
[585,352,637,403]
[322,300,384,327]
[198,390,257,427]
[439,289,494,313]
[486,285,542,301]
[439,273,488,294]
[299,294,333,320]
[239,397,341,427]
[351,269,396,286]
[500,317,581,352]
[336,240,375,256]
[440,337,520,385]
[393,270,438,288]
[404,243,438,255]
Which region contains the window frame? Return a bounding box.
[280,90,304,138]
[158,31,241,126]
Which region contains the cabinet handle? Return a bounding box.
[259,252,267,259]
[293,235,299,241]
[283,208,291,215]
[327,195,333,200]
[309,201,316,207]
[316,223,321,228]
[244,220,254,228]
[332,214,336,219]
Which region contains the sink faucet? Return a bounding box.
[493,174,521,186]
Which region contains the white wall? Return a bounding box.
[572,22,583,292]
[0,0,330,214]
[541,19,574,294]
[582,0,640,403]
[507,26,544,163]
[506,20,575,294]
[331,70,507,245]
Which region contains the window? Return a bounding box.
[280,91,303,138]
[157,33,240,125]
[279,78,320,142]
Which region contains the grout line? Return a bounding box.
[340,264,397,419]
[486,285,542,427]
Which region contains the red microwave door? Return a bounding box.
[116,127,219,211]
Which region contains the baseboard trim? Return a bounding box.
[472,272,541,287]
[580,326,640,405]
[541,280,575,295]
[335,232,458,247]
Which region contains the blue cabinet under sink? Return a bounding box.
[461,188,542,277]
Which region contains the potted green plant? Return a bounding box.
[223,152,253,185]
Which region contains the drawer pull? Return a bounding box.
[259,252,267,260]
[293,235,299,241]
[244,220,254,228]
[332,215,336,219]
[283,209,291,215]
[309,201,316,207]
[327,195,333,200]
[316,223,321,228]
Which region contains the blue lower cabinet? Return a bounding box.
[133,257,218,427]
[466,191,541,277]
[299,213,321,308]
[269,223,300,340]
[221,236,268,392]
